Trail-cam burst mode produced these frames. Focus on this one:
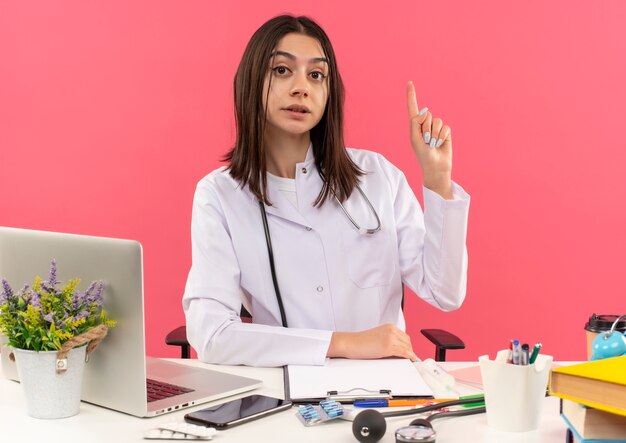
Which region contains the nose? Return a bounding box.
[290,71,309,97]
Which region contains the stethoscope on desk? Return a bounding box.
[257,183,381,328]
[351,398,486,443]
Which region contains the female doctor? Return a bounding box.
[182,15,470,367]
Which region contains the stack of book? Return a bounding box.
[550,355,626,442]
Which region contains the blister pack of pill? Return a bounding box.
[144,422,217,440]
[296,399,344,426]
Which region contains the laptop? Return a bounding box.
[0,226,262,417]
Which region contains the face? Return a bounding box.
[262,33,330,140]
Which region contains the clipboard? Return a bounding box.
[285,358,434,404]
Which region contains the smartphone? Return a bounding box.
[184,394,292,429]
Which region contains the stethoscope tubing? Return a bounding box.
[333,185,382,235]
[257,181,381,328]
[380,396,485,418]
[259,200,289,328]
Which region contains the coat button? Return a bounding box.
[301,167,307,174]
[316,286,324,292]
[305,227,312,231]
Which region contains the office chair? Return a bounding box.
[165,306,253,359]
[165,308,465,361]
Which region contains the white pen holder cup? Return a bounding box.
[478,350,553,432]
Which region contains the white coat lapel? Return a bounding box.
[262,180,311,228]
[262,144,320,228]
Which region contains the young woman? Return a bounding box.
[182,15,470,367]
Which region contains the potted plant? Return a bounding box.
[0,259,115,418]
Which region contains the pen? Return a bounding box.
[529,342,542,364]
[520,343,530,365]
[353,398,457,408]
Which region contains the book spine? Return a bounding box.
[550,391,626,418]
[561,414,626,443]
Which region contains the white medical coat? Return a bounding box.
[183,147,470,367]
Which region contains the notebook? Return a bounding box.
[0,226,262,417]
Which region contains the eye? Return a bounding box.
[272,66,290,76]
[310,71,326,81]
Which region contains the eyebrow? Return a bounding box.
[270,50,328,64]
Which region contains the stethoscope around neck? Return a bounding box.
[257,182,381,328]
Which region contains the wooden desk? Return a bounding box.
[0,360,569,443]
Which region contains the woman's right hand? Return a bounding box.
[327,324,417,361]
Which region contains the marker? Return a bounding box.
[506,339,514,364]
[511,340,521,365]
[520,343,530,365]
[458,394,486,408]
[353,398,457,408]
[529,342,542,364]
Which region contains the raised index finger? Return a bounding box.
[406,81,426,122]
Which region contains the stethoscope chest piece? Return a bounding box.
[395,422,436,443]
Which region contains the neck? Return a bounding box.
[265,131,310,179]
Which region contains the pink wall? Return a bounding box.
[2,1,625,361]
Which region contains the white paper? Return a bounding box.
[287,358,433,400]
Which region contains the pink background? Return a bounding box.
[2,1,625,361]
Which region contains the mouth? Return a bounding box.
[283,105,310,114]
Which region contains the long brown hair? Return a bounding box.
[224,15,363,206]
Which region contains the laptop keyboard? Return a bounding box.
[146,378,195,403]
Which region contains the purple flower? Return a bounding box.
[49,259,57,287]
[40,282,54,293]
[21,288,42,309]
[30,291,41,309]
[83,281,96,302]
[43,311,55,323]
[1,279,13,304]
[72,290,85,311]
[83,281,104,307]
[40,259,58,293]
[92,282,104,306]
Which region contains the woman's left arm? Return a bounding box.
[393,81,470,311]
[406,81,453,199]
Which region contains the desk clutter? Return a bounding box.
[10,355,592,441]
[283,358,486,442]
